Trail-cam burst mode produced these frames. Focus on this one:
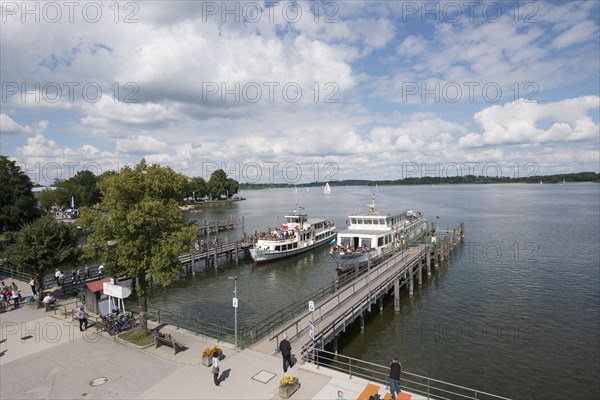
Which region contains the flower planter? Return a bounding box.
[202,357,212,367]
[279,381,300,398]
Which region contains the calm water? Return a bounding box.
[145,184,600,399]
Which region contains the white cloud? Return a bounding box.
[0,114,48,135]
[116,135,169,155]
[459,96,600,147]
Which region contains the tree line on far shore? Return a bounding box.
[240,172,600,189]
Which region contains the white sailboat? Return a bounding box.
[294,186,298,193]
[306,187,310,193]
[324,182,332,194]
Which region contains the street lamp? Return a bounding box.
[228,276,238,350]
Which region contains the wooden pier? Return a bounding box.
[178,239,252,273]
[248,223,464,356]
[194,216,245,235]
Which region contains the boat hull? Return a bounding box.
[250,234,335,264]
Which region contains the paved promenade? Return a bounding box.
[1,278,426,400]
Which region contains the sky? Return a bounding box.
[1,0,599,184]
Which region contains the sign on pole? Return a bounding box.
[308,300,315,312]
[233,297,238,308]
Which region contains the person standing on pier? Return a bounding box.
[78,306,88,331]
[389,356,403,400]
[279,333,293,373]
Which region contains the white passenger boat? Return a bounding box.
[330,196,428,272]
[249,203,336,264]
[324,183,332,194]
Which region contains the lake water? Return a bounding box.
[145,184,599,399]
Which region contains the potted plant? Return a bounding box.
[279,374,300,398]
[201,345,223,366]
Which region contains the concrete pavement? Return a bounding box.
[1,278,425,400]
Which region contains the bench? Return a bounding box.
[154,333,183,354]
[358,383,380,400]
[37,299,56,312]
[383,391,411,400]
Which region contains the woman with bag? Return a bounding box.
[212,350,220,386]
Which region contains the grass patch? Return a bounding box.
[119,329,154,346]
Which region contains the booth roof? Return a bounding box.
[85,278,111,293]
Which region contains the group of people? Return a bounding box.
[0,281,22,311]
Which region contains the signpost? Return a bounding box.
[229,276,238,350]
[309,300,315,362]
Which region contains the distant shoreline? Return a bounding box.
[239,172,599,189]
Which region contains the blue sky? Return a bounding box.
[1,1,598,184]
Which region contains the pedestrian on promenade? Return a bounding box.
[78,306,88,331]
[29,276,37,296]
[84,266,90,279]
[212,350,220,386]
[389,356,403,400]
[336,390,346,400]
[279,333,293,373]
[54,269,60,285]
[98,265,104,278]
[11,289,20,308]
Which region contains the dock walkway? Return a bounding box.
[250,244,429,355]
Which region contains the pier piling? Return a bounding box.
[394,279,400,312]
[426,252,431,278]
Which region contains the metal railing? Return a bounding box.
[302,346,511,400]
[240,246,423,346]
[143,306,242,348]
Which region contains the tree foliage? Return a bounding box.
[0,156,40,231]
[207,169,239,198]
[38,170,101,211]
[3,215,81,298]
[187,176,208,199]
[81,159,196,332]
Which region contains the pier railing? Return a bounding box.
[302,346,511,400]
[239,247,413,346]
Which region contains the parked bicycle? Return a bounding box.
[99,309,136,336]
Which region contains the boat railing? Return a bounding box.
[301,346,511,400]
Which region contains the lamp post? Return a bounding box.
[228,276,238,350]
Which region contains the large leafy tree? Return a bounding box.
[187,176,208,200]
[207,169,239,198]
[0,156,40,231]
[3,215,81,299]
[81,159,196,332]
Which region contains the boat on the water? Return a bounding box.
[324,182,332,194]
[249,202,336,264]
[330,196,428,272]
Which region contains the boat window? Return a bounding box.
[361,238,372,248]
[340,237,351,245]
[275,245,281,251]
[378,237,384,246]
[350,218,356,225]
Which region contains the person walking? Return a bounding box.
[279,333,293,373]
[29,277,38,296]
[389,356,403,400]
[78,306,88,331]
[212,350,220,386]
[11,288,20,309]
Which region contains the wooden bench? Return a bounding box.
[357,383,380,400]
[154,333,183,354]
[37,299,56,312]
[383,391,411,400]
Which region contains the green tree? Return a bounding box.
[81,159,196,332]
[188,176,208,200]
[3,215,81,299]
[48,170,101,209]
[224,178,239,198]
[0,156,40,231]
[207,169,227,198]
[37,188,60,212]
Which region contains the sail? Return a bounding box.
[324,183,332,194]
